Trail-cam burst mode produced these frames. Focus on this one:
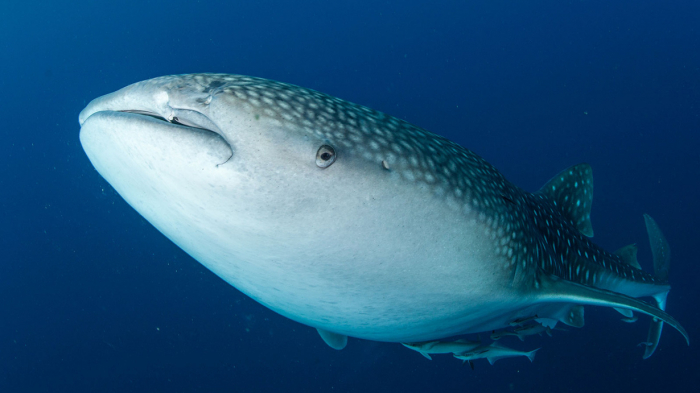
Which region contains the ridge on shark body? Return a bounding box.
[79,73,688,360]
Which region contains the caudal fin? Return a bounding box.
[642,214,670,359]
[526,348,540,362]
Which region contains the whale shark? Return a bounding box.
[79,73,688,358]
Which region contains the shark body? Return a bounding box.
[79,74,688,357]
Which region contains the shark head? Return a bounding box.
[80,74,688,354]
[79,74,515,342]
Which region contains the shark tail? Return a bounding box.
[642,214,670,359]
[526,348,540,363]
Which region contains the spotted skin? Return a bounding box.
[162,74,661,292]
[91,73,666,295]
[529,167,661,294]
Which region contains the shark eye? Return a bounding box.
[316,145,336,168]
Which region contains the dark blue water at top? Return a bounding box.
[1,1,698,392]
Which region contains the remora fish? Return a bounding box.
[402,339,482,360]
[79,73,688,357]
[509,315,539,327]
[454,342,539,365]
[491,323,552,341]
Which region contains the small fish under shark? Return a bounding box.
[454,342,540,365]
[402,339,482,360]
[79,73,689,362]
[491,322,554,341]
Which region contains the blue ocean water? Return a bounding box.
[1,0,699,391]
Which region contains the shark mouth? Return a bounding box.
[80,102,234,165]
[119,110,216,132]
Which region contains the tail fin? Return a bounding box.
[526,348,540,363]
[642,214,671,359]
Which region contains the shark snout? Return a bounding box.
[79,76,183,126]
[79,78,223,141]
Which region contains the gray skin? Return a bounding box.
[79,74,688,355]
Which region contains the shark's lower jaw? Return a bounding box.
[79,109,518,343]
[80,73,688,358]
[80,111,232,174]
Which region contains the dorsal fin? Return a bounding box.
[614,244,641,270]
[537,163,594,237]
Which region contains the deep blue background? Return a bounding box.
[1,0,699,392]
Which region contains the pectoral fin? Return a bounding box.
[316,328,348,350]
